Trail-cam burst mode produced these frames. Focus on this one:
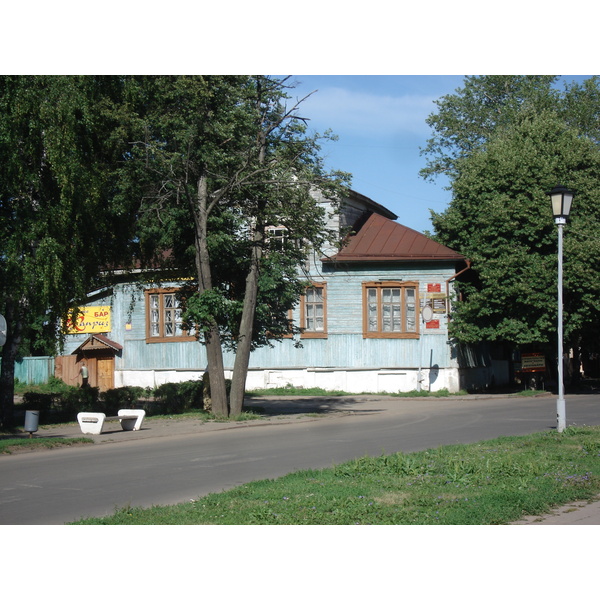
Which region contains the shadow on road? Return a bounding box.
[244,395,385,417]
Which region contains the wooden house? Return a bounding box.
[59,190,499,393]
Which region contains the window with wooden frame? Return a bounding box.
[145,289,195,342]
[362,281,419,338]
[300,282,327,338]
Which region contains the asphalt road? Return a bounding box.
[2,393,600,525]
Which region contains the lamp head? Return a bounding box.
[549,185,574,224]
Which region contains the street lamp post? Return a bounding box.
[549,185,574,433]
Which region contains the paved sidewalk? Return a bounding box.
[4,407,335,444]
[6,393,600,525]
[509,497,600,525]
[4,395,362,446]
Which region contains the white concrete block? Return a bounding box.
[118,409,145,431]
[77,412,105,435]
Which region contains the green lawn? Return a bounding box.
[71,425,600,525]
[0,436,93,454]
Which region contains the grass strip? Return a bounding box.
[0,437,93,454]
[71,425,600,525]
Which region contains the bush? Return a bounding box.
[55,386,149,420]
[17,376,72,398]
[21,392,60,413]
[152,380,204,415]
[21,386,101,424]
[19,378,215,423]
[100,386,148,415]
[57,386,101,421]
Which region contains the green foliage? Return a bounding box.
[124,75,348,347]
[0,76,137,327]
[72,426,600,525]
[425,76,600,352]
[51,386,101,422]
[21,392,61,413]
[20,385,149,423]
[100,387,147,415]
[15,379,252,423]
[1,75,349,422]
[246,386,465,397]
[115,75,350,415]
[421,75,560,182]
[0,76,140,428]
[247,386,352,397]
[15,376,71,396]
[152,380,204,415]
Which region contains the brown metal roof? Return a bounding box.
[324,213,464,262]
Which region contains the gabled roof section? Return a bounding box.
[346,190,398,220]
[72,334,123,354]
[324,212,464,262]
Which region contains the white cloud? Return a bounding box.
[294,87,437,138]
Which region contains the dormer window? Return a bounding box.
[266,226,288,250]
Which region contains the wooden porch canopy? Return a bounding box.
[72,334,123,355]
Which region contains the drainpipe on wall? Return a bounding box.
[445,259,472,316]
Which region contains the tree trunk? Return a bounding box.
[0,300,23,431]
[193,175,229,417]
[229,114,268,417]
[203,324,229,417]
[229,233,262,416]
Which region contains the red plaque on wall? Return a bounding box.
[427,283,441,292]
[426,320,440,329]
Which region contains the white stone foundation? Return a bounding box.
[116,367,462,394]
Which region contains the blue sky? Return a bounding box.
[287,75,463,233]
[285,75,592,233]
[5,5,593,235]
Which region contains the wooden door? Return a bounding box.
[96,356,114,391]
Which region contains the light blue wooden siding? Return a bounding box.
[61,263,457,373]
[302,262,456,334]
[245,333,452,369]
[246,260,457,370]
[61,282,210,370]
[120,339,206,370]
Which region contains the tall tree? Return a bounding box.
[430,108,600,357]
[420,75,560,182]
[0,76,137,430]
[422,75,600,369]
[123,76,348,417]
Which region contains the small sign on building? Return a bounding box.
[520,353,546,372]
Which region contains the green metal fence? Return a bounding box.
[0,357,54,385]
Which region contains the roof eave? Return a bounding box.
[322,254,465,262]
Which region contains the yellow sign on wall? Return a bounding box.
[64,306,111,334]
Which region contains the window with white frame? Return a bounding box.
[266,226,288,250]
[362,281,419,338]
